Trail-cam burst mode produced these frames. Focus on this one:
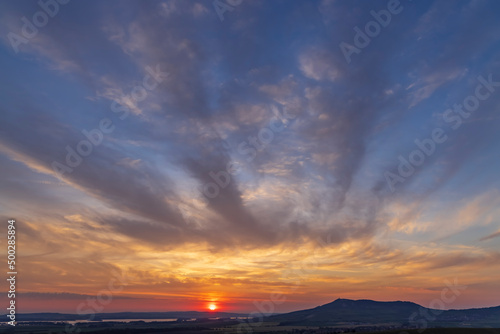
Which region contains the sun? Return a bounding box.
[208,303,217,311]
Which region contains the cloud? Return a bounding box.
[406,67,467,108]
[299,48,340,82]
[480,229,500,241]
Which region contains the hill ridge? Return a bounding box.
[270,298,500,327]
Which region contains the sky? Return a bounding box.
[1,0,500,315]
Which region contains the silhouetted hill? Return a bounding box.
[269,298,500,327]
[269,298,421,325]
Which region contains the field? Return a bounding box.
[1,321,500,334]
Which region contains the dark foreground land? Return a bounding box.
[1,321,500,334]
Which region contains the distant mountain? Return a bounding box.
[11,311,245,322]
[269,298,500,328]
